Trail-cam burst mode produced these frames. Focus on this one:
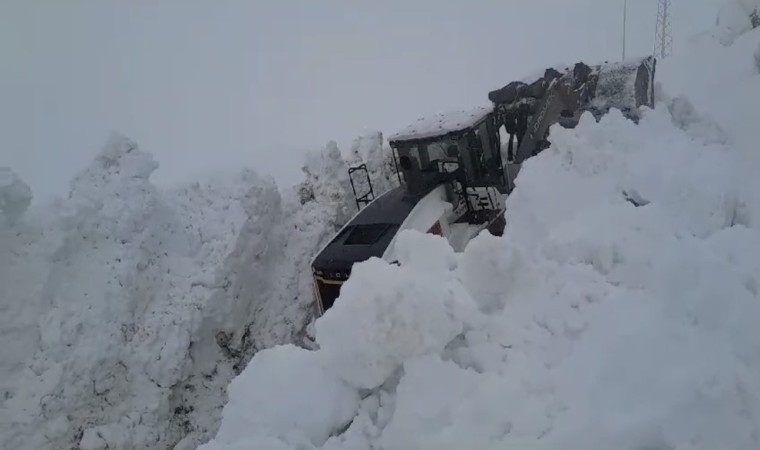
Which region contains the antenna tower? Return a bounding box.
[654,0,673,59]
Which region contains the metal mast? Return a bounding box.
[622,0,627,60]
[654,0,673,59]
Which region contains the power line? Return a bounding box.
[654,0,673,59]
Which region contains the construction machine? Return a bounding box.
[310,56,656,315]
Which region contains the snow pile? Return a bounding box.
[197,14,760,450]
[0,133,359,450]
[0,167,32,225]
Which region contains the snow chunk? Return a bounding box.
[389,105,493,143]
[315,232,475,390]
[197,345,360,449]
[0,168,32,225]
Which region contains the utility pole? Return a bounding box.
[654,0,673,59]
[622,0,627,60]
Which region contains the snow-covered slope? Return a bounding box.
[197,8,760,450]
[0,133,395,450]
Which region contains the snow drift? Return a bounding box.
[0,132,393,450]
[198,10,760,450]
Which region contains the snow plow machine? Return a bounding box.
[311,56,656,315]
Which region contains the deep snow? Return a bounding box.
[2,2,759,450]
[198,8,760,450]
[0,132,393,450]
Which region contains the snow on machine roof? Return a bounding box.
[389,105,493,144]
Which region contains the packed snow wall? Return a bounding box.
[0,132,395,450]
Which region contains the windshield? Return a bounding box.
[396,139,459,171]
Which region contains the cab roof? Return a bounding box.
[388,105,493,145]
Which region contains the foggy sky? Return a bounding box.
[1,0,724,198]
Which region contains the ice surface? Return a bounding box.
[388,105,493,143]
[198,11,760,448]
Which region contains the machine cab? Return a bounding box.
[311,106,511,316]
[389,105,510,205]
[389,105,508,197]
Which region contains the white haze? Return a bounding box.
[1,0,723,198]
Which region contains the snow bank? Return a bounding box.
[0,167,32,225]
[197,12,760,448]
[0,134,358,450]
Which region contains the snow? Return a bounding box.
[716,1,756,45]
[388,105,493,143]
[315,238,473,391]
[659,20,760,167]
[197,8,760,450]
[0,132,364,450]
[209,344,360,448]
[3,3,760,450]
[0,167,33,225]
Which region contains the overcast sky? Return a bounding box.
[1,0,725,198]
